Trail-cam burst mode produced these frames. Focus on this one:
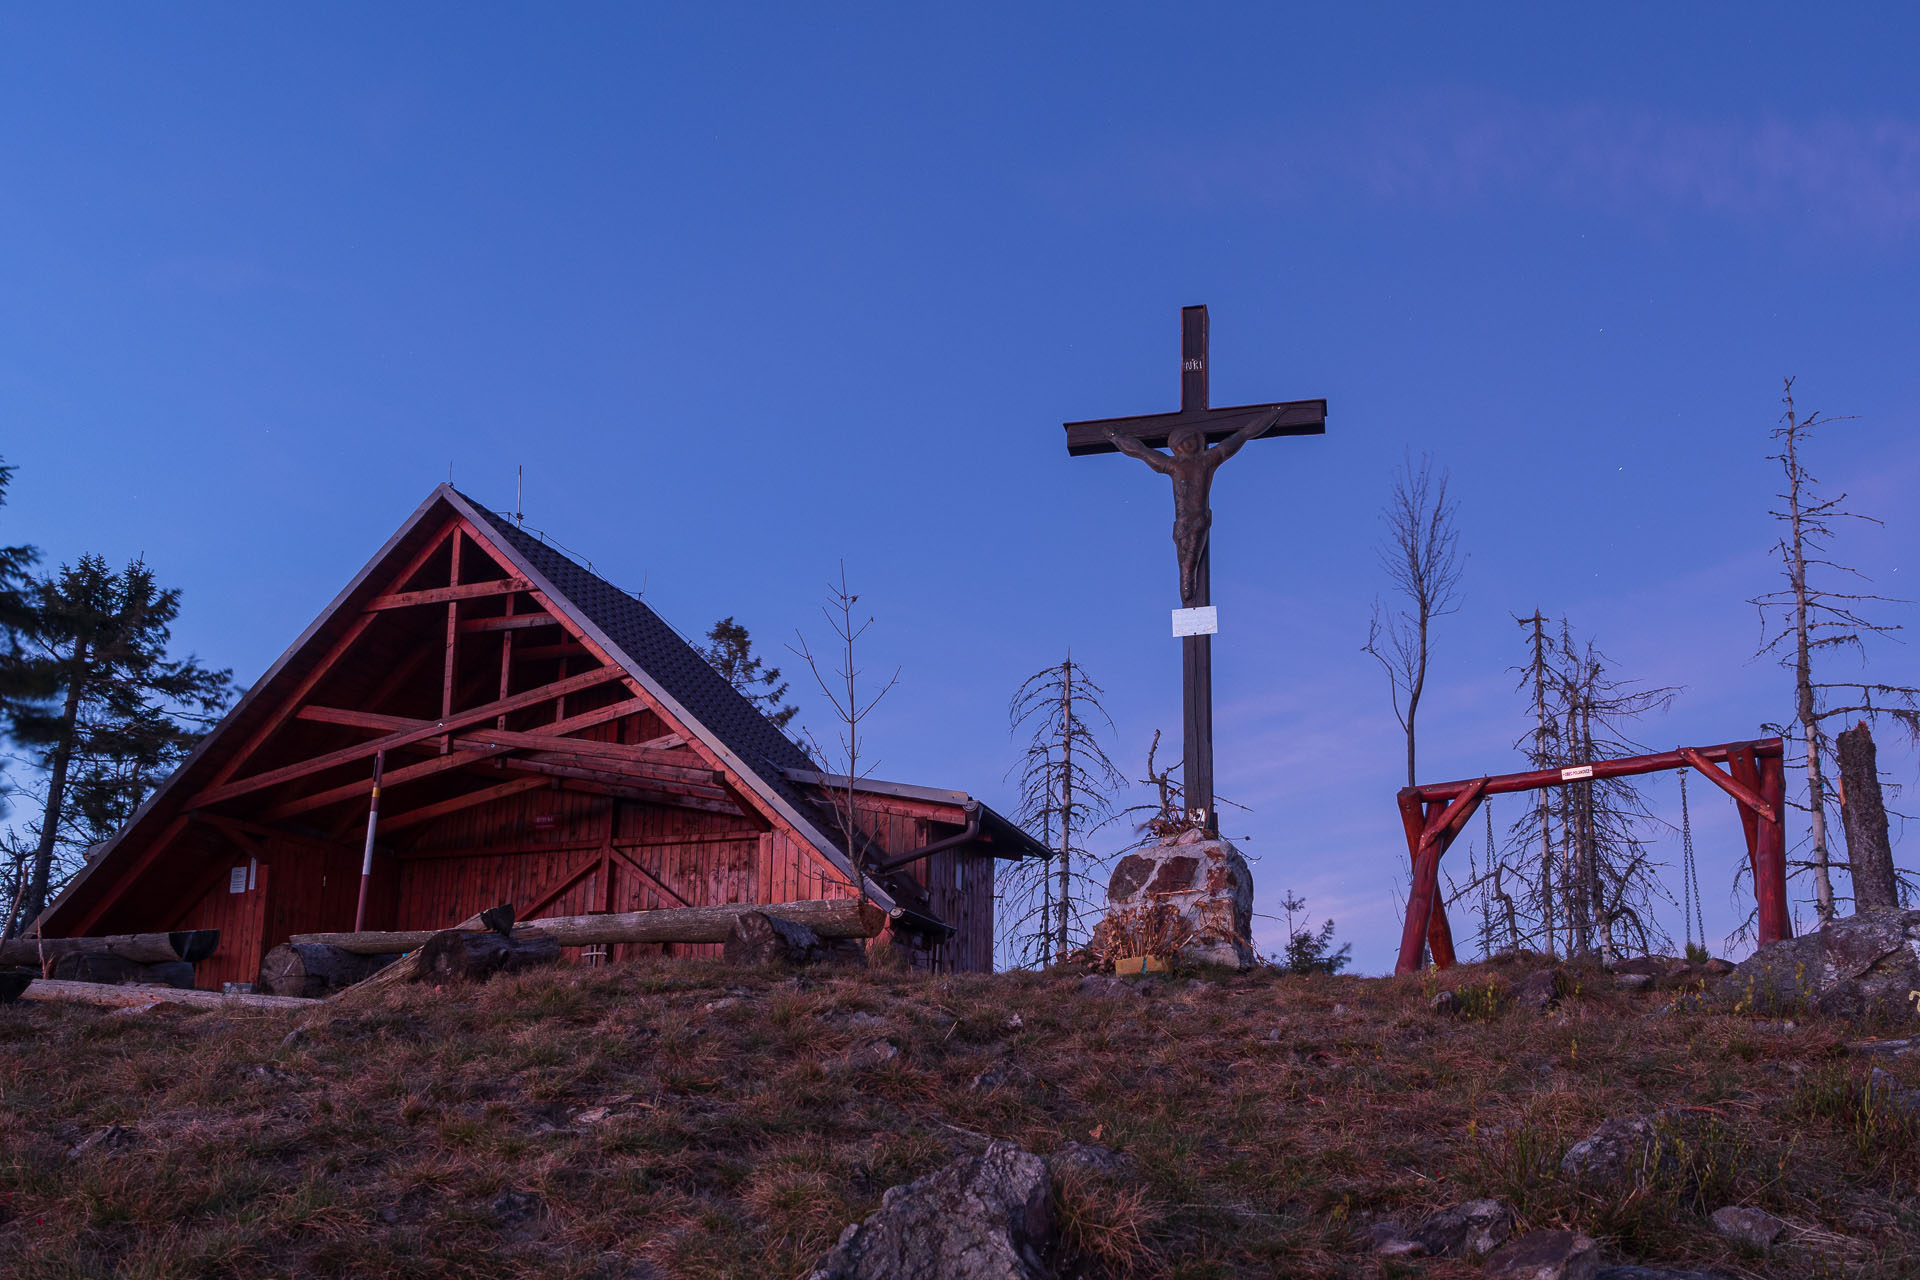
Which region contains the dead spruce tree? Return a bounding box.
[788,563,899,899]
[1364,453,1463,789]
[1751,379,1918,924]
[1459,617,1677,961]
[1000,656,1122,967]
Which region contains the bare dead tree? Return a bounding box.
[999,656,1123,967]
[788,563,899,898]
[1751,379,1919,924]
[1364,454,1463,788]
[1460,617,1678,961]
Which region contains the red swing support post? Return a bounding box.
[1394,736,1788,975]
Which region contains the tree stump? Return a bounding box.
[412,929,561,984]
[723,911,825,966]
[0,970,32,1004]
[257,944,400,998]
[1838,721,1899,913]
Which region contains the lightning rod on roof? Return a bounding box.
[516,465,524,527]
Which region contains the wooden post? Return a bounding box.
[1180,307,1214,830]
[1755,752,1791,944]
[353,750,384,932]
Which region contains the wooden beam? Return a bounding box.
[440,529,462,754]
[461,612,558,633]
[509,641,590,663]
[1406,737,1787,804]
[453,728,707,771]
[1678,748,1778,823]
[608,843,692,908]
[396,829,764,861]
[367,578,530,610]
[261,697,647,819]
[1064,399,1327,457]
[379,777,550,833]
[497,756,732,803]
[193,665,627,808]
[197,521,461,795]
[550,776,743,816]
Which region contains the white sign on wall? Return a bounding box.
[1171,606,1219,637]
[229,866,249,894]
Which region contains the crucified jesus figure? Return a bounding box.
[1104,406,1282,606]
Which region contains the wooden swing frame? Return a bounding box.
[1395,736,1789,974]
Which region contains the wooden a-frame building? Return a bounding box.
[38,486,1043,985]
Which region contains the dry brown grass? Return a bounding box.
[1,957,1917,1278]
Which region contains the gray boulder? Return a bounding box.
[1484,1230,1599,1280]
[1708,1205,1784,1250]
[1559,1111,1713,1190]
[1710,908,1920,1022]
[1411,1198,1512,1258]
[808,1142,1052,1280]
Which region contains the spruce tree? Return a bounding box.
[698,616,798,730]
[2,555,233,936]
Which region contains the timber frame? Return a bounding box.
[39,486,1044,978]
[1396,736,1789,974]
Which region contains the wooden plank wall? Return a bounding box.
[172,859,271,991]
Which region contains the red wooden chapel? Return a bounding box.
[38,486,1043,984]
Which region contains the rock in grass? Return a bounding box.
[1411,1198,1513,1259]
[1076,975,1136,999]
[1557,1111,1713,1189]
[1483,1229,1599,1280]
[1430,989,1463,1016]
[807,1141,1051,1280]
[1046,1141,1138,1181]
[66,1125,136,1159]
[1709,908,1920,1022]
[1593,1269,1728,1279]
[1514,967,1569,1014]
[1709,1205,1785,1250]
[823,1039,898,1076]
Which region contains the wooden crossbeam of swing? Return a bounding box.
[1677,747,1778,823]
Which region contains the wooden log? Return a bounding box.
[15,978,315,1011]
[0,970,32,1004]
[327,904,513,1002]
[294,897,886,954]
[723,911,824,965]
[0,930,217,968]
[412,929,561,984]
[257,944,401,998]
[48,954,198,989]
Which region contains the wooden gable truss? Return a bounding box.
[39,489,1012,986]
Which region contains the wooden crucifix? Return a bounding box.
[1064,305,1325,831]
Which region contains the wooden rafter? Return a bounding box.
[608,844,692,908]
[462,612,557,633]
[196,521,464,794]
[496,756,733,804]
[368,578,530,610]
[193,665,626,808]
[262,698,646,819]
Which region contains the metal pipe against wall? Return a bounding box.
[353,750,385,932]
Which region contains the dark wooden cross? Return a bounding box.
[1064,305,1325,831]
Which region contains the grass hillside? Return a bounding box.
[1,957,1917,1278]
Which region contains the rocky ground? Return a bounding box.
[1,945,1918,1278]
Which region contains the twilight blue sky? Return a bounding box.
[2,6,1915,971]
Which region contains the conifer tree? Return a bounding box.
[698,616,798,730]
[1,556,233,936]
[1001,657,1123,966]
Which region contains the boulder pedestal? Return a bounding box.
[1105,830,1256,970]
